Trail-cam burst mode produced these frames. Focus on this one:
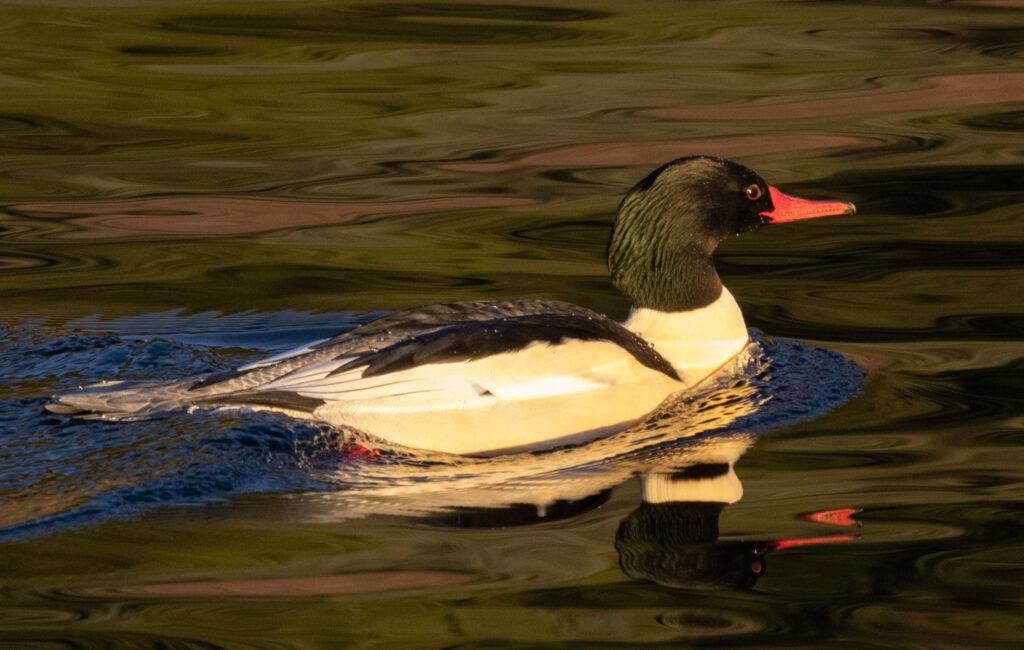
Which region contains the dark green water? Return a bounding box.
[2,1,1023,647]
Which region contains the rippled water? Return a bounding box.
[1,1,1022,647]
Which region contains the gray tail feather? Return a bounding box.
[46,378,204,419]
[46,376,324,419]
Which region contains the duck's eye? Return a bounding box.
[745,184,763,200]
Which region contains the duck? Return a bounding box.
[48,156,855,456]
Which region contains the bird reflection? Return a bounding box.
[614,441,767,590]
[421,430,776,590]
[413,429,854,590]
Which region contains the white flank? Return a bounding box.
[253,338,679,455]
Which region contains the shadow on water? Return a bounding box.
[0,311,862,593]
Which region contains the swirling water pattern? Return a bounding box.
[1,0,1022,647]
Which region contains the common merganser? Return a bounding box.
[48,156,855,455]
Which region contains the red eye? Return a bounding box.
[745,185,763,200]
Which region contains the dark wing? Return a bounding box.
[189,300,567,391]
[310,299,600,353]
[190,299,678,392]
[329,312,680,380]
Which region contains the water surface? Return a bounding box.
[1,0,1023,647]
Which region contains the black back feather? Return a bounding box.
[329,312,681,380]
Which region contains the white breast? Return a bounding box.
[623,288,749,385]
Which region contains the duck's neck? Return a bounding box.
[623,287,749,386]
[610,238,724,312]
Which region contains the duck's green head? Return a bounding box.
[608,156,855,312]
